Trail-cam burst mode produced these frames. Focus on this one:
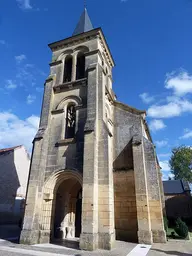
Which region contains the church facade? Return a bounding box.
[20,9,166,250]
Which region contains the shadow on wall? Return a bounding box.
[113,140,133,171]
[113,140,138,243]
[165,195,192,220]
[0,149,22,243]
[151,249,192,256]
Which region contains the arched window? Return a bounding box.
[65,104,76,139]
[76,52,85,80]
[64,55,72,82]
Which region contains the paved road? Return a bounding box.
[0,239,191,256]
[149,240,192,256]
[0,240,137,256]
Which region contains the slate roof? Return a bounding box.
[73,8,94,36]
[163,180,191,195]
[0,145,22,155]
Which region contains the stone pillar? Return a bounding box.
[97,65,115,250]
[80,131,99,250]
[20,76,55,245]
[143,138,166,243]
[80,61,99,251]
[72,53,78,81]
[132,137,153,245]
[158,168,166,216]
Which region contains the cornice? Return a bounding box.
[48,28,100,51]
[48,28,115,68]
[54,78,87,93]
[49,60,62,67]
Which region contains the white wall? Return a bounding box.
[14,146,30,198]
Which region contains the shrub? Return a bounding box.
[174,218,188,239]
[163,216,168,233]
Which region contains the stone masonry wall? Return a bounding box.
[114,171,138,242]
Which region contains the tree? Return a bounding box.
[169,146,192,183]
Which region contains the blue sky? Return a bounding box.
[1,0,192,180]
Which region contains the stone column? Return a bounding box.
[158,168,166,216]
[132,137,153,245]
[143,139,166,243]
[20,76,55,245]
[79,59,99,251]
[97,65,115,250]
[72,53,78,81]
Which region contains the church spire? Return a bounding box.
[73,8,94,36]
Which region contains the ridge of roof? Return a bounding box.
[0,145,22,154]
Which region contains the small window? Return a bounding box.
[64,55,72,82]
[65,104,76,139]
[76,52,85,80]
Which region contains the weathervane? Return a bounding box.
[84,0,86,9]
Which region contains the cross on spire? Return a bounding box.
[84,0,86,9]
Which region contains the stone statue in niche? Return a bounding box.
[67,105,76,128]
[65,105,76,139]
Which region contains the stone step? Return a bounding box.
[53,238,79,249]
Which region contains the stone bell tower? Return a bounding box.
[20,8,116,250]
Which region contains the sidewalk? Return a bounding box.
[148,240,192,256]
[0,240,137,256]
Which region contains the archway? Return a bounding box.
[40,170,83,242]
[53,178,82,239]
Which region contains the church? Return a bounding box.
[20,8,166,250]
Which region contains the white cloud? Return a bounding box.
[139,92,155,104]
[168,173,175,180]
[155,140,168,148]
[165,71,192,96]
[27,94,36,104]
[5,80,17,89]
[16,0,32,10]
[147,99,192,118]
[15,54,26,64]
[149,119,166,132]
[159,160,170,171]
[0,112,39,152]
[180,129,192,139]
[0,40,6,45]
[147,70,192,119]
[148,102,181,118]
[162,172,175,181]
[27,115,40,129]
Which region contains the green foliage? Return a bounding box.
[163,216,169,233]
[169,146,192,182]
[174,218,189,239]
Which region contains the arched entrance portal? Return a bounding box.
[53,179,82,240]
[41,171,82,243]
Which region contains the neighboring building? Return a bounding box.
[163,180,192,219]
[0,145,30,215]
[20,9,166,250]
